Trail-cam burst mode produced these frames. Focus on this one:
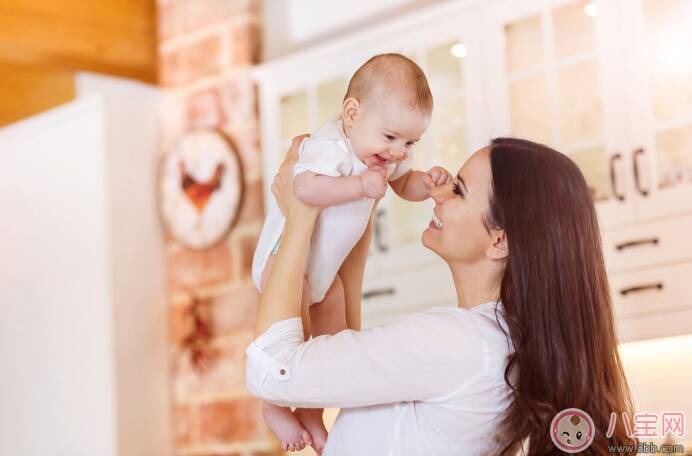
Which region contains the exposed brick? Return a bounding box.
[232,232,259,281]
[158,0,259,38]
[188,87,225,128]
[237,179,263,223]
[198,397,267,443]
[211,284,260,335]
[160,94,188,149]
[173,403,198,446]
[251,450,284,456]
[170,302,193,346]
[231,21,262,66]
[173,333,253,399]
[219,76,257,129]
[168,240,233,292]
[228,124,262,181]
[160,35,223,87]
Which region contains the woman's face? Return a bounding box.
[422,147,498,263]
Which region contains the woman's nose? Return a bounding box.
[430,181,451,203]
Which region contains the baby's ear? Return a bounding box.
[342,97,360,127]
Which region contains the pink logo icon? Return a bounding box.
[550,408,596,453]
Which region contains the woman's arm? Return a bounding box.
[246,307,485,409]
[254,136,321,337]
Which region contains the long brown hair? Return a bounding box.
[487,138,638,455]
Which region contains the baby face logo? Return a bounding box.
[550,408,595,453]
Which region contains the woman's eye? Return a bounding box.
[452,182,464,197]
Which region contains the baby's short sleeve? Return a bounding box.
[293,138,353,177]
[388,151,414,181]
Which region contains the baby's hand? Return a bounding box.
[360,166,388,199]
[423,166,452,189]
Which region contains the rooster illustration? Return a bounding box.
[179,161,226,213]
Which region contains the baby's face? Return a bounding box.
[345,97,430,169]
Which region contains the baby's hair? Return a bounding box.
[344,53,433,115]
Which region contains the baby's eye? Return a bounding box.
[405,141,415,147]
[383,134,395,141]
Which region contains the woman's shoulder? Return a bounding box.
[415,303,512,352]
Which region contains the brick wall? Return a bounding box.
[157,1,280,455]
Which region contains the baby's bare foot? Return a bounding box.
[262,402,312,452]
[295,408,328,455]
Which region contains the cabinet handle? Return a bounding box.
[615,237,659,251]
[633,148,649,197]
[609,153,625,201]
[619,282,663,296]
[363,287,395,299]
[373,208,388,253]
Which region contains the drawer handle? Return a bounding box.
[615,237,659,251]
[373,208,389,253]
[363,287,395,299]
[632,147,650,197]
[620,283,663,296]
[609,152,625,201]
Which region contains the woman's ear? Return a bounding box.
[342,97,360,127]
[487,228,508,261]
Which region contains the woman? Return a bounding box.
[246,136,637,455]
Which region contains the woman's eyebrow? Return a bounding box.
[457,174,469,194]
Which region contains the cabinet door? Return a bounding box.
[623,0,692,221]
[484,0,635,228]
[370,16,489,274]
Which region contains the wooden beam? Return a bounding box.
[0,0,157,82]
[0,64,75,126]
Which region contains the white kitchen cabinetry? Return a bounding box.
[483,0,692,341]
[254,0,692,338]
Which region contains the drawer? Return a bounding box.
[602,214,692,273]
[609,261,692,320]
[361,262,456,320]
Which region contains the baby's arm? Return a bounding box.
[293,168,387,206]
[389,166,452,201]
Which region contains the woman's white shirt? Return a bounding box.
[245,300,514,455]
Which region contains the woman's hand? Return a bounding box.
[272,135,321,224]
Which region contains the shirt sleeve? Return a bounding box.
[388,151,414,182]
[245,308,485,409]
[292,138,353,177]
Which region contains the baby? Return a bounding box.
[251,53,451,453]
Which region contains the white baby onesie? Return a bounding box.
[251,115,413,304]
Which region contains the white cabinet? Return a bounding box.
[482,0,692,341]
[483,0,692,228]
[253,0,692,336]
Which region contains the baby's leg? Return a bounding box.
[295,274,346,455]
[309,274,346,336]
[259,255,314,451]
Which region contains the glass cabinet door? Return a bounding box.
[488,0,634,227]
[374,40,474,270]
[627,0,692,220]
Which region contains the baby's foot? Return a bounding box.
[262,402,312,452]
[295,408,328,455]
